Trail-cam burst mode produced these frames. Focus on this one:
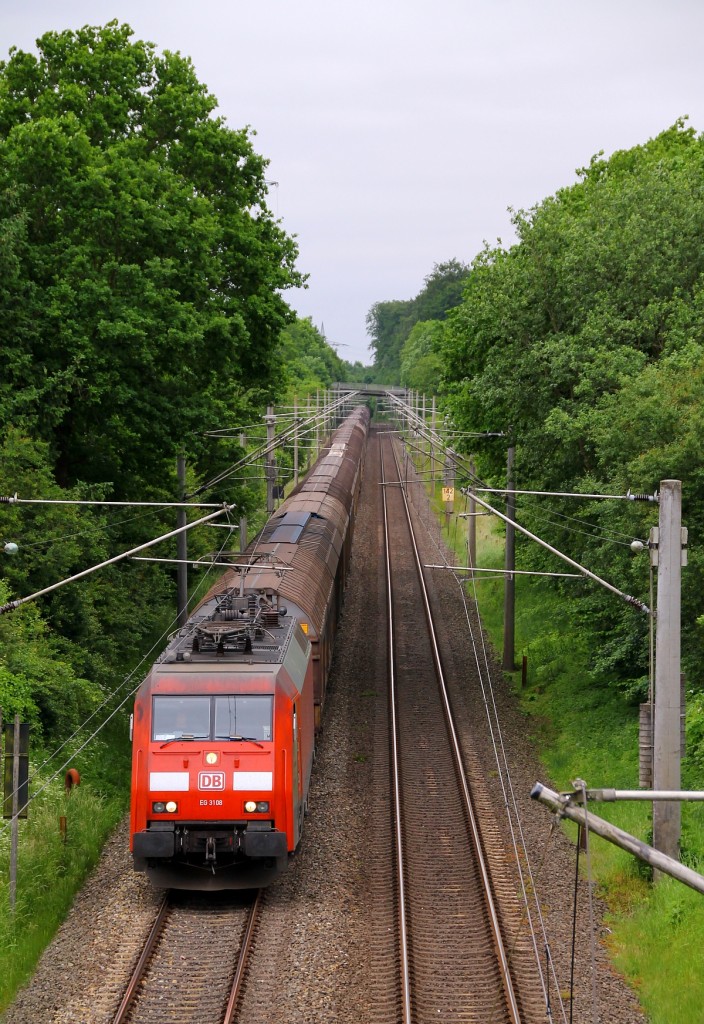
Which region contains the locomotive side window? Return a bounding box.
[214,696,273,741]
[152,696,211,741]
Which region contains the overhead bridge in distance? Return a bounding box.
[332,382,408,398]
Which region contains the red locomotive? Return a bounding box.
[129,405,369,889]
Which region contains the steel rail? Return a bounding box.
[380,437,413,1024]
[112,891,261,1024]
[222,890,262,1023]
[112,895,171,1024]
[388,435,522,1024]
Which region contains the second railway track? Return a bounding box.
[380,429,525,1024]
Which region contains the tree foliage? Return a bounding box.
[366,259,470,382]
[439,120,704,692]
[0,22,304,745]
[0,21,303,497]
[399,320,445,391]
[276,318,346,395]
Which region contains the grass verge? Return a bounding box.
[0,724,130,1013]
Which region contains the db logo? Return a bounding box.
[198,771,225,791]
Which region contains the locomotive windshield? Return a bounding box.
[152,695,273,742]
[215,696,272,741]
[152,696,210,741]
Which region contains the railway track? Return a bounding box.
[379,430,525,1023]
[112,889,261,1024]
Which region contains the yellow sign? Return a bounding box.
[442,487,455,503]
[300,622,309,634]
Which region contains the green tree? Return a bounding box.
[0,23,306,739]
[440,121,704,691]
[367,259,470,382]
[442,121,704,483]
[340,359,377,384]
[277,317,345,395]
[366,298,410,382]
[0,21,303,498]
[399,320,445,390]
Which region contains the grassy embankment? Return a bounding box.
[0,723,131,1011]
[424,479,704,1024]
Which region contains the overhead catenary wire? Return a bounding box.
[204,411,305,436]
[1,526,235,826]
[427,446,642,546]
[0,504,235,616]
[517,499,641,546]
[458,485,650,614]
[388,405,649,611]
[425,564,584,578]
[0,496,223,508]
[387,392,612,496]
[132,557,245,569]
[394,427,649,612]
[190,390,360,497]
[391,394,651,546]
[132,556,294,571]
[4,398,346,561]
[469,487,658,501]
[2,501,196,553]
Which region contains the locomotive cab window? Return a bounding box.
[215,696,273,741]
[152,696,211,741]
[152,695,273,742]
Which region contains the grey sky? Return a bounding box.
[4,2,704,363]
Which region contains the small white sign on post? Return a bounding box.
[442,486,455,504]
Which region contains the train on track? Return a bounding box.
[129,405,370,889]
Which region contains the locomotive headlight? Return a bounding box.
[205,751,218,765]
[152,800,178,813]
[244,800,270,813]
